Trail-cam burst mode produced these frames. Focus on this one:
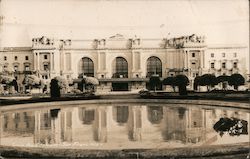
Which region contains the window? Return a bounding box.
[233,62,237,68]
[191,62,196,69]
[79,57,94,77]
[14,66,18,71]
[44,64,49,71]
[25,56,29,60]
[234,53,237,57]
[115,106,129,123]
[114,57,128,78]
[222,62,226,69]
[14,56,18,61]
[211,62,215,69]
[25,65,30,71]
[44,55,48,59]
[4,56,7,61]
[222,53,225,57]
[211,53,214,58]
[192,53,195,57]
[146,56,162,77]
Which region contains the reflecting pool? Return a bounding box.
[0,102,249,149]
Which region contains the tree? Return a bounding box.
[174,74,189,95]
[50,79,60,98]
[23,75,44,93]
[54,76,69,94]
[194,76,201,91]
[149,75,161,92]
[0,75,15,85]
[228,73,245,90]
[82,76,99,93]
[198,74,218,91]
[162,76,176,92]
[217,75,230,90]
[0,75,16,93]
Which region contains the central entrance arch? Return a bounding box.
[113,57,128,78]
[112,57,129,91]
[146,56,162,90]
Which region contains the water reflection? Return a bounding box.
[0,104,249,149]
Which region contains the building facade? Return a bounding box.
[0,34,248,92]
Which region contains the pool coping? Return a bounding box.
[0,142,249,158]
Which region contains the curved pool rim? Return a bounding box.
[0,99,249,158]
[1,98,249,111]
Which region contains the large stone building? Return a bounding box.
[0,34,248,92]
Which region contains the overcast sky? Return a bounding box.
[0,0,249,47]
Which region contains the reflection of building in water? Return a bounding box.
[127,106,142,141]
[30,105,250,146]
[162,107,206,143]
[32,105,208,145]
[1,105,249,148]
[3,111,35,133]
[34,109,73,144]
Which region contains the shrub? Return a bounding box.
[50,79,60,98]
[22,75,45,93]
[149,75,161,92]
[197,74,218,91]
[174,74,189,95]
[228,73,245,90]
[162,76,176,92]
[217,75,230,90]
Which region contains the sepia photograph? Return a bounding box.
[0,0,249,158]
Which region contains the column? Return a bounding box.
[51,111,61,144]
[52,52,54,71]
[94,107,107,142]
[50,53,52,72]
[34,111,41,144]
[97,52,100,71]
[60,51,64,74]
[128,107,142,141]
[200,50,204,69]
[33,52,37,70]
[0,112,2,145]
[184,50,187,68]
[37,53,40,70]
[131,51,134,72]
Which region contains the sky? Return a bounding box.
[0,0,249,47]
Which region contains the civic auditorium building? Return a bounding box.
[0,34,248,92]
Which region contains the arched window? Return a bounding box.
[78,108,95,125]
[113,57,128,78]
[147,106,163,124]
[79,57,94,77]
[112,106,129,124]
[147,56,162,77]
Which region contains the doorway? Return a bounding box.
[112,82,129,91]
